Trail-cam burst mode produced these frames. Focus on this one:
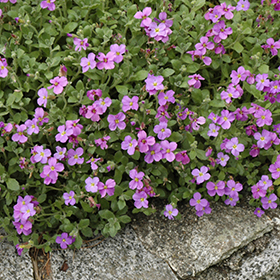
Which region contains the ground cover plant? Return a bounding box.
[1,0,280,255]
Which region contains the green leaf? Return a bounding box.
[192,0,205,11]
[233,42,244,53]
[63,22,78,33]
[6,178,20,191]
[116,85,128,95]
[38,194,47,203]
[161,68,175,77]
[74,234,83,249]
[258,64,269,74]
[81,227,93,237]
[169,132,183,142]
[99,209,115,220]
[118,215,131,224]
[78,219,90,229]
[117,200,126,210]
[132,70,149,81]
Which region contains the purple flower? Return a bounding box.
[261,38,280,56]
[255,109,273,127]
[34,107,49,125]
[21,203,36,222]
[225,137,244,157]
[188,74,205,89]
[129,169,145,190]
[110,44,126,63]
[251,184,266,199]
[148,22,167,39]
[196,202,212,217]
[33,146,51,164]
[261,193,278,209]
[175,150,190,165]
[86,157,100,170]
[63,191,76,206]
[37,88,48,107]
[95,136,110,150]
[96,52,116,70]
[254,129,271,148]
[258,175,272,190]
[40,0,55,11]
[206,181,225,196]
[207,123,220,137]
[87,89,102,101]
[56,233,74,249]
[25,119,39,135]
[158,90,175,106]
[95,97,112,114]
[47,76,68,94]
[13,220,32,236]
[230,66,248,85]
[236,0,250,11]
[250,144,260,157]
[153,122,171,140]
[217,110,235,129]
[190,192,208,211]
[195,36,215,55]
[145,74,164,95]
[12,124,28,144]
[160,140,177,162]
[224,195,239,206]
[217,2,235,19]
[55,125,73,143]
[212,20,232,42]
[164,204,179,220]
[73,37,89,52]
[191,166,211,184]
[16,244,24,256]
[132,191,149,208]
[121,135,138,155]
[254,207,265,217]
[98,179,116,198]
[225,180,243,197]
[107,112,126,131]
[68,147,84,166]
[0,61,8,78]
[85,177,99,193]
[80,53,96,73]
[216,152,230,167]
[144,143,162,163]
[134,7,152,27]
[137,131,155,153]
[66,119,83,137]
[255,74,270,91]
[269,159,280,179]
[122,96,139,112]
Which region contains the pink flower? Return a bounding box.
[40,0,55,11]
[206,181,225,196]
[63,191,76,206]
[175,150,190,164]
[121,135,138,155]
[55,125,73,143]
[95,136,110,150]
[56,232,74,249]
[48,76,68,94]
[132,191,149,208]
[96,52,116,70]
[122,96,139,112]
[73,37,89,52]
[145,74,164,95]
[134,7,152,27]
[190,192,208,211]
[68,147,84,166]
[25,119,39,135]
[225,137,244,157]
[137,130,155,153]
[110,44,126,63]
[80,53,96,73]
[160,140,177,162]
[85,177,99,193]
[37,88,48,107]
[11,125,28,144]
[98,179,116,198]
[129,169,145,190]
[153,122,171,140]
[107,112,126,131]
[158,90,175,106]
[164,204,178,220]
[188,74,205,89]
[144,143,162,163]
[191,166,211,184]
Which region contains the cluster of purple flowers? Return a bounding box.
[78,41,126,71]
[134,9,173,43]
[85,176,116,198]
[13,195,38,236]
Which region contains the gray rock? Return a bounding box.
[0,234,34,280]
[50,225,177,280]
[131,201,274,279]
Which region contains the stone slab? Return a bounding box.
[131,200,274,279]
[0,235,34,280]
[50,225,178,280]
